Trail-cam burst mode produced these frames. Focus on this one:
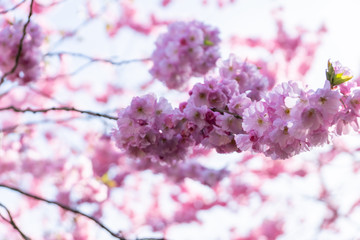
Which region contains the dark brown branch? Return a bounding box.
[0,0,26,14]
[0,106,118,120]
[210,107,243,120]
[44,51,150,66]
[0,0,35,85]
[0,185,124,239]
[0,203,30,240]
[0,184,165,240]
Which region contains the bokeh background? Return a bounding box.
[1,0,360,239]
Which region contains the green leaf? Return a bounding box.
[332,73,353,86]
[326,60,335,83]
[204,38,214,46]
[326,60,353,88]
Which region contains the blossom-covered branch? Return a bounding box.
[0,203,30,240]
[0,106,118,120]
[114,55,359,162]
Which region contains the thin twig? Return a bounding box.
[0,0,68,15]
[48,12,97,52]
[0,106,118,120]
[210,107,243,119]
[44,51,150,65]
[28,86,63,104]
[0,203,30,240]
[340,98,347,109]
[0,184,165,240]
[0,185,124,239]
[0,0,35,85]
[0,0,26,14]
[0,85,17,99]
[42,56,148,81]
[41,59,103,81]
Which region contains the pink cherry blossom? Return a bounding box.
[0,21,43,84]
[150,20,220,90]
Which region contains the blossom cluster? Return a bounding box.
[0,21,43,84]
[236,81,342,159]
[113,94,195,164]
[115,57,360,162]
[114,55,269,163]
[218,54,269,101]
[150,20,220,90]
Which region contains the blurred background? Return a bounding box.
[1,0,360,239]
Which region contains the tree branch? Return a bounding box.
[0,0,35,85]
[0,106,118,120]
[210,107,243,119]
[44,51,150,66]
[28,86,63,104]
[48,3,106,52]
[0,0,26,14]
[0,184,124,239]
[0,106,241,124]
[0,202,30,240]
[40,56,126,81]
[0,184,165,240]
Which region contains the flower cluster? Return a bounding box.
[115,55,270,164]
[218,54,269,100]
[0,21,43,84]
[113,94,195,164]
[233,60,359,159]
[184,77,244,153]
[116,57,360,163]
[150,20,220,90]
[236,81,343,159]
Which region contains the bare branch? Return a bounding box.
[0,184,123,239]
[0,0,35,85]
[44,51,150,66]
[28,86,63,104]
[48,6,101,52]
[42,60,97,81]
[0,184,165,240]
[0,106,118,120]
[40,58,111,81]
[0,203,30,240]
[0,0,26,14]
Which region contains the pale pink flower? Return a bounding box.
[150,21,220,90]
